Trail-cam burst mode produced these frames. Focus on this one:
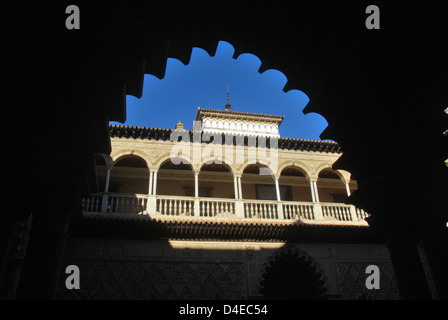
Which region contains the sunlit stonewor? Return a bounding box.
[70,102,407,300]
[86,105,368,224]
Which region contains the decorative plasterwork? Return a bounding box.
[195,107,284,138]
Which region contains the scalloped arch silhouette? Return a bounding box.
[61,4,448,300]
[259,247,328,300]
[119,39,328,141]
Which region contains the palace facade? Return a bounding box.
[87,106,366,223]
[55,101,431,300]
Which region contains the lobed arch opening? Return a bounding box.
[278,166,312,202]
[109,155,150,194]
[156,157,194,197]
[242,163,276,200]
[317,168,352,204]
[259,248,328,300]
[199,161,234,199]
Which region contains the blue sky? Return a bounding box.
[111,41,328,140]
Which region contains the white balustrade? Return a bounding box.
[282,202,315,220]
[82,193,369,225]
[243,200,278,219]
[156,196,195,216]
[106,193,148,214]
[198,198,235,217]
[355,207,370,220]
[81,193,148,214]
[321,203,353,222]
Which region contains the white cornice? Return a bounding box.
[202,128,280,138]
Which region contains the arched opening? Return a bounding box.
[199,162,233,198]
[118,41,320,140]
[317,168,350,204]
[10,3,448,302]
[157,157,194,197]
[242,163,275,200]
[109,155,149,194]
[260,250,327,300]
[279,166,312,202]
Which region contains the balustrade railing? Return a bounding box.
[199,198,235,218]
[82,193,148,214]
[108,193,148,214]
[321,203,354,222]
[82,193,368,225]
[243,200,278,219]
[157,196,194,216]
[282,202,315,220]
[82,193,103,212]
[355,207,370,220]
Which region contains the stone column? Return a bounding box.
[152,170,158,195]
[194,171,199,198]
[233,174,239,199]
[274,176,284,219]
[148,171,154,195]
[238,175,243,199]
[147,170,157,215]
[274,176,281,201]
[309,178,323,220]
[101,164,112,212]
[309,178,316,202]
[104,167,111,193]
[312,180,320,202]
[233,174,244,218]
[345,182,351,197]
[194,171,200,216]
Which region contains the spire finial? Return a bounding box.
[225,84,231,110]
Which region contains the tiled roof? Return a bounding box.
[109,125,342,153]
[110,125,172,140]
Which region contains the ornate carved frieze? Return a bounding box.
[57,259,244,300]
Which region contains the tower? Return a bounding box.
[225,85,231,110]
